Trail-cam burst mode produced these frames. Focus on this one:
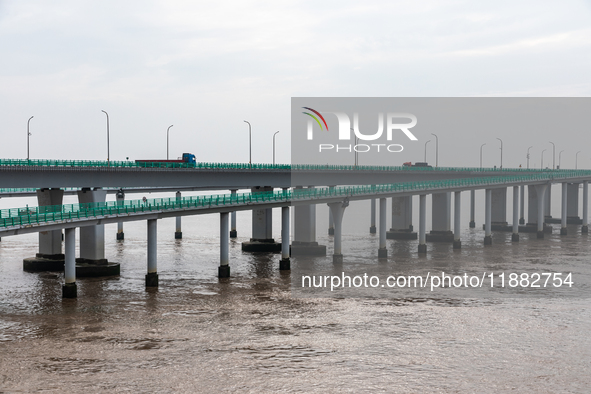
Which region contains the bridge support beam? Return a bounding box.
[583,181,589,233]
[23,188,65,272]
[62,228,77,298]
[76,188,120,276]
[116,189,125,240]
[526,185,552,234]
[219,212,230,278]
[469,190,476,228]
[512,186,520,242]
[561,183,568,235]
[519,185,525,225]
[146,219,158,286]
[491,187,508,229]
[328,208,334,235]
[387,196,416,239]
[292,187,326,256]
[427,192,453,242]
[418,194,427,254]
[370,198,377,234]
[453,191,461,249]
[567,183,582,224]
[230,189,237,238]
[242,186,281,252]
[484,189,492,245]
[175,191,182,239]
[544,185,552,221]
[378,198,388,258]
[328,201,347,263]
[280,206,290,270]
[536,185,549,238]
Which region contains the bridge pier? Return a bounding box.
[519,185,525,225]
[242,187,281,252]
[280,206,290,270]
[175,191,182,239]
[583,181,589,233]
[23,188,65,272]
[292,187,326,256]
[76,188,120,276]
[387,196,416,239]
[544,185,552,222]
[328,206,334,236]
[561,183,568,235]
[219,212,230,277]
[512,186,520,242]
[369,198,377,234]
[427,192,453,242]
[418,194,427,254]
[378,197,387,258]
[62,227,77,298]
[328,200,347,263]
[116,189,125,240]
[469,190,476,228]
[453,191,461,249]
[527,185,552,234]
[146,219,158,286]
[536,185,548,238]
[484,189,492,245]
[567,183,582,224]
[230,189,237,238]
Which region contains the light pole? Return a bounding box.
[549,141,555,169]
[101,110,110,163]
[558,150,564,169]
[480,143,486,169]
[496,138,503,169]
[166,125,174,160]
[527,146,533,169]
[244,120,252,167]
[351,128,359,166]
[424,140,431,163]
[431,133,438,167]
[541,149,546,169]
[27,116,33,160]
[576,151,581,169]
[273,131,279,165]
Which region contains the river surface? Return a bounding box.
[0,195,590,393]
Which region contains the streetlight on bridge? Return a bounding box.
[480,143,486,169]
[527,146,533,169]
[273,131,280,165]
[27,116,33,160]
[166,125,174,160]
[541,149,547,169]
[101,110,110,164]
[549,141,556,169]
[496,138,503,169]
[424,140,431,163]
[431,133,438,167]
[558,150,564,169]
[244,120,252,167]
[576,151,581,169]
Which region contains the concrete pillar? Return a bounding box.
[242,186,280,252]
[37,188,64,257]
[453,191,461,249]
[116,189,125,240]
[219,212,230,278]
[292,187,326,256]
[583,181,589,233]
[175,191,182,239]
[418,194,427,254]
[544,185,552,220]
[328,186,336,235]
[484,189,492,245]
[561,183,568,235]
[62,228,77,298]
[328,200,348,263]
[491,187,508,229]
[567,183,581,224]
[146,219,158,286]
[427,192,453,242]
[536,184,548,238]
[519,185,525,225]
[77,188,108,264]
[469,190,476,228]
[378,197,387,258]
[230,189,237,238]
[387,196,416,239]
[370,198,377,234]
[527,185,551,235]
[512,186,519,242]
[280,206,290,270]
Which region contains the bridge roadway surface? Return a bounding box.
[0,159,563,190]
[1,170,590,238]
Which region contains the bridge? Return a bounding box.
[1,159,589,298]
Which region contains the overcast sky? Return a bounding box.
[1,0,591,167]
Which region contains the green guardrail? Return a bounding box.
[0,171,588,229]
[0,157,589,173]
